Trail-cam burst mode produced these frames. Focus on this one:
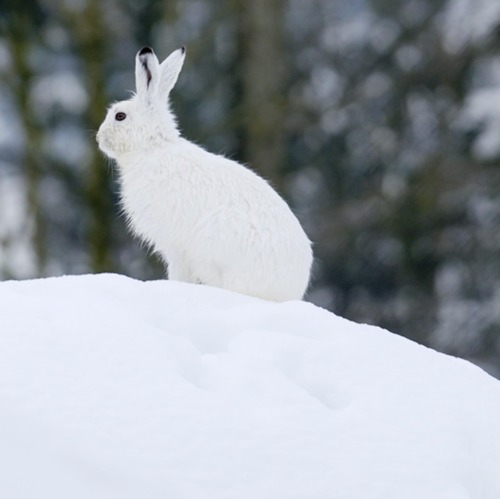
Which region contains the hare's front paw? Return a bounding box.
[167,257,196,283]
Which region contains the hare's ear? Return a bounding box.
[135,47,160,102]
[158,46,186,101]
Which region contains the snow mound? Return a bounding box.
[1,274,500,499]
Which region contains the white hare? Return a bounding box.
[97,46,313,301]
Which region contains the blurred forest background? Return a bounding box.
[1,0,500,376]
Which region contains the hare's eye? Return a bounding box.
[115,112,127,121]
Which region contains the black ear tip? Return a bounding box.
[139,46,153,56]
[180,46,186,54]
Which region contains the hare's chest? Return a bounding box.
[117,162,203,246]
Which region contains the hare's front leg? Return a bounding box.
[166,255,196,283]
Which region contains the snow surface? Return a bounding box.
[1,273,500,499]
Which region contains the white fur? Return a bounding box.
[97,46,313,301]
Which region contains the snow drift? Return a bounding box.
[1,273,499,499]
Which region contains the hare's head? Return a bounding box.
[97,46,185,159]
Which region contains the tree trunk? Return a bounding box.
[237,0,287,193]
[68,0,113,273]
[6,8,47,275]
